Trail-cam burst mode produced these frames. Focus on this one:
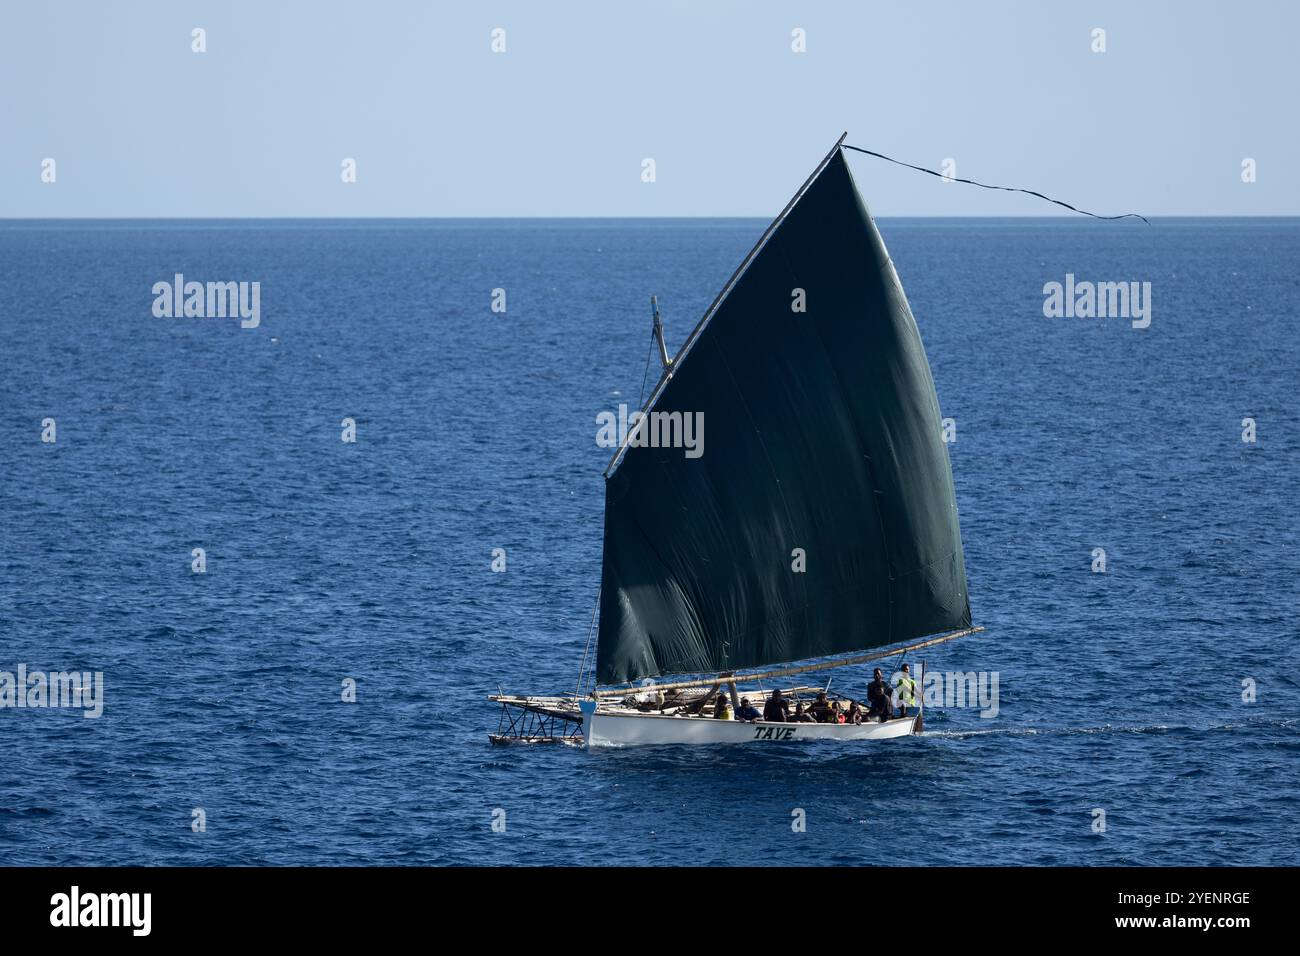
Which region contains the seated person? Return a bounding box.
[846,701,864,725]
[735,697,761,722]
[808,691,834,723]
[866,668,893,722]
[763,689,789,722]
[712,695,733,720]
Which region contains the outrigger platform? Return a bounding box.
[489,695,586,746]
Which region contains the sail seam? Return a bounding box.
[708,334,800,673]
[768,231,818,660]
[792,152,899,642]
[614,467,711,675]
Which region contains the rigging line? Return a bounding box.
[637,327,655,408]
[575,585,601,697]
[842,144,1149,224]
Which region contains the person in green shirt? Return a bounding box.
[894,663,918,718]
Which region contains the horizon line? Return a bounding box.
[2,214,1296,222]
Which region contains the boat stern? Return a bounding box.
[579,698,599,748]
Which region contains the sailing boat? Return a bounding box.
[490,133,982,747]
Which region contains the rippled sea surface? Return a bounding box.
[1,217,1297,865]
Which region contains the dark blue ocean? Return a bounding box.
[1,217,1297,866]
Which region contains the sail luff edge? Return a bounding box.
[604,131,849,477]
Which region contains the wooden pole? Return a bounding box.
[727,680,741,711]
[915,659,926,734]
[593,626,983,699]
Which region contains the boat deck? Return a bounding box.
[489,685,896,744]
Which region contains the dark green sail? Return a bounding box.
[595,143,970,686]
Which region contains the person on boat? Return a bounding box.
[846,700,863,725]
[791,702,814,722]
[712,695,733,720]
[894,663,918,718]
[866,668,893,722]
[763,689,789,722]
[809,691,834,723]
[735,697,762,722]
[830,701,847,724]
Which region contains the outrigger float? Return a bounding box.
[491,133,984,748]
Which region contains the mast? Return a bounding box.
[650,296,672,372]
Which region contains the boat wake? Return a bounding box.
[924,717,1296,740]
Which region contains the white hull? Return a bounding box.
[584,710,918,747]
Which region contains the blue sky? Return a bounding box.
[2,0,1296,216]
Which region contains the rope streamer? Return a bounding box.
[842,144,1149,224]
